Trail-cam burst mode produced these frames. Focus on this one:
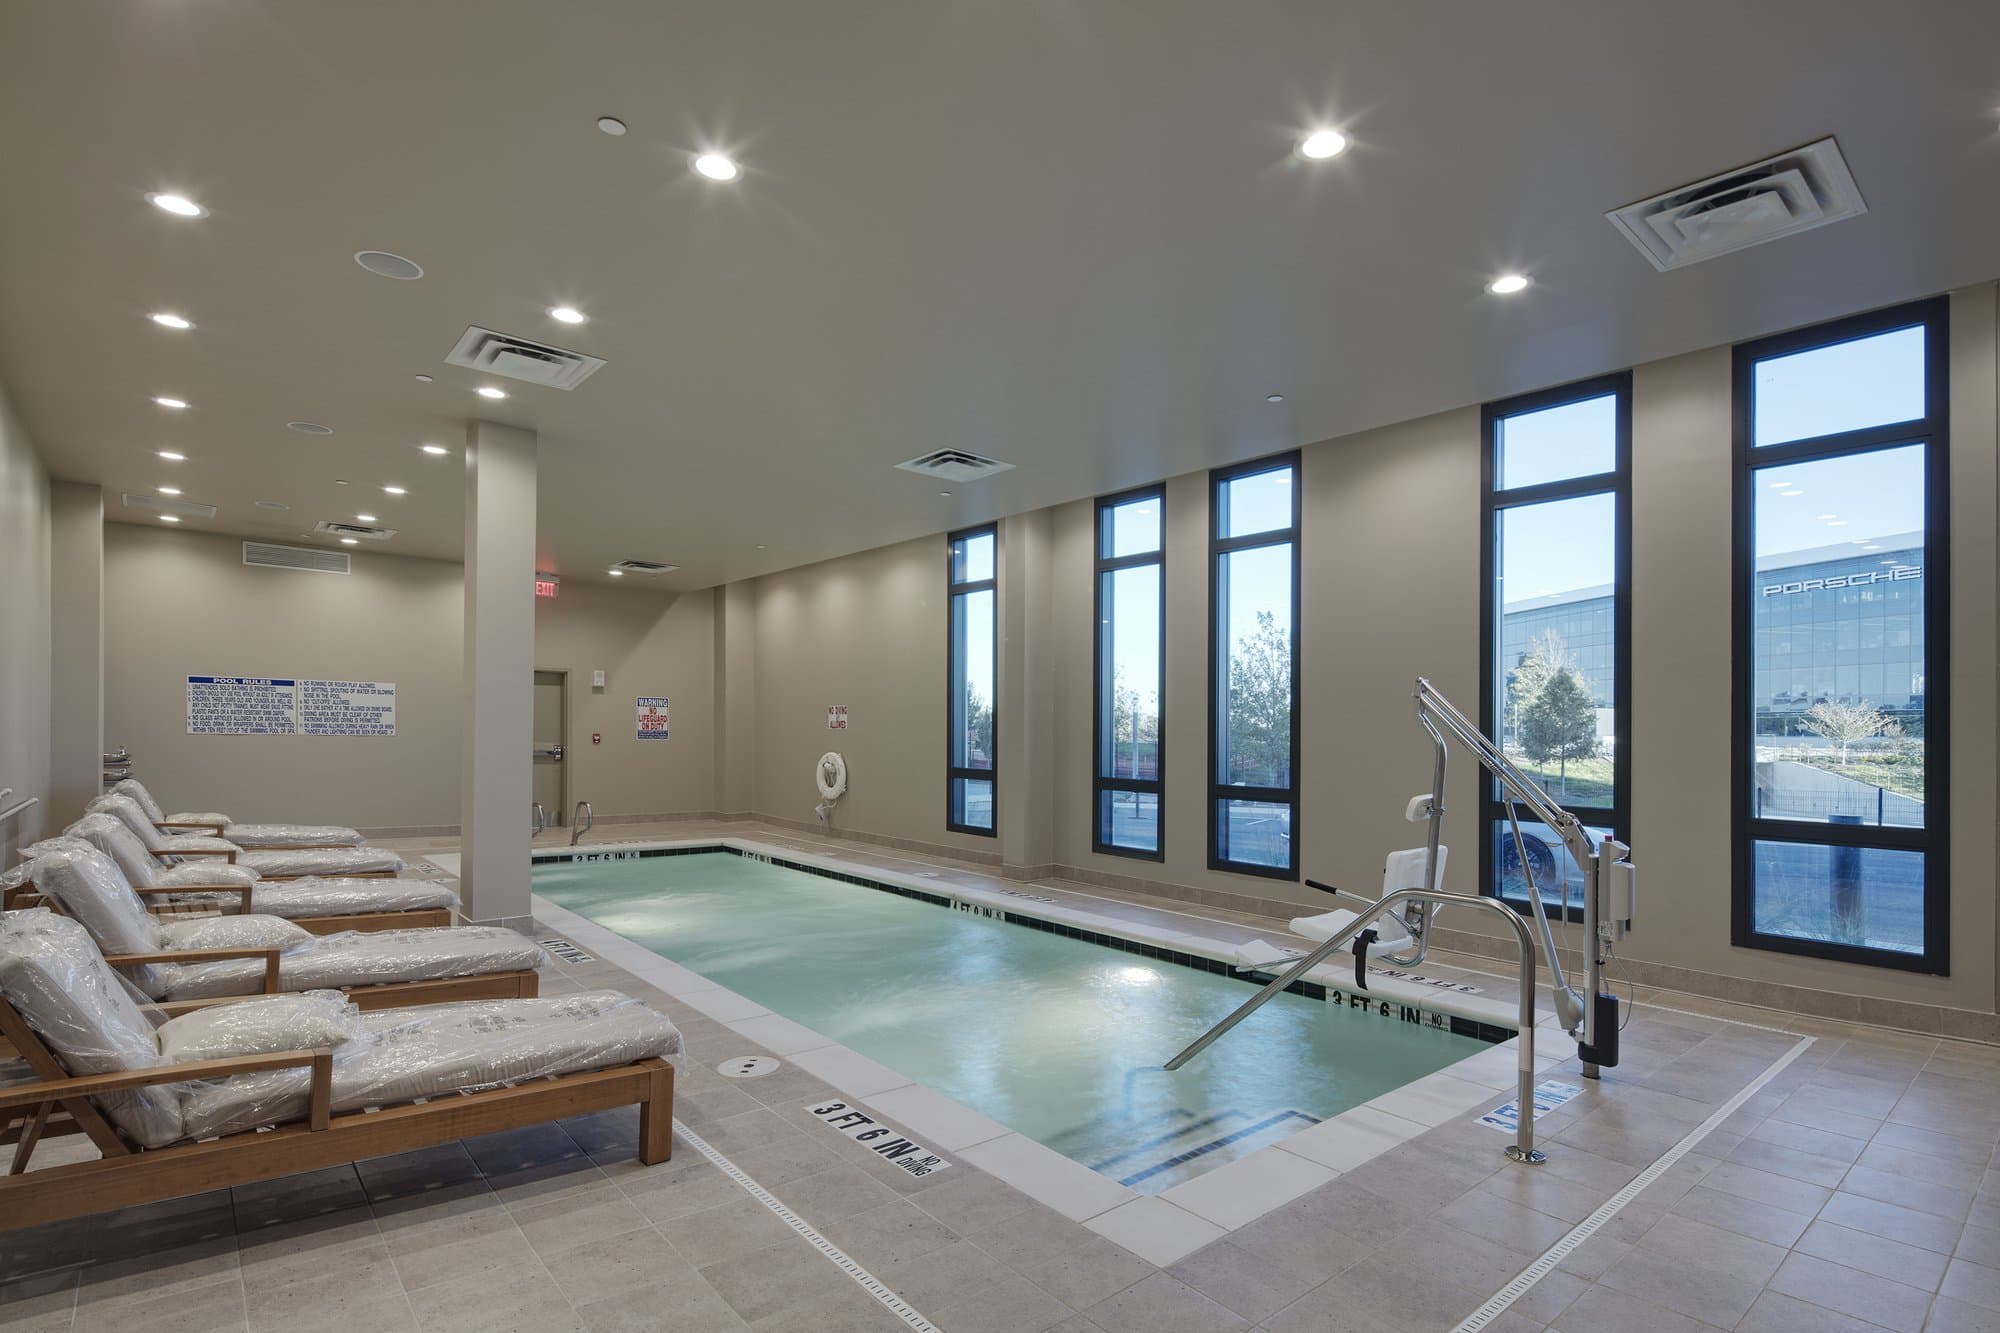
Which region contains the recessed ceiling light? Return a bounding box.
[355,513,377,522]
[694,153,740,182]
[334,479,351,486]
[339,537,359,546]
[147,192,207,218]
[607,569,624,577]
[1265,393,1285,403]
[159,514,180,523]
[287,421,334,435]
[1298,129,1349,160]
[354,251,424,280]
[475,385,507,400]
[1486,274,1531,296]
[158,486,181,496]
[597,116,627,136]
[414,373,434,383]
[148,312,193,330]
[938,490,952,497]
[382,484,407,495]
[420,443,449,456]
[157,450,186,462]
[153,396,188,410]
[254,499,289,510]
[548,306,587,325]
[756,544,767,550]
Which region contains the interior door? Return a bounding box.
[532,670,566,826]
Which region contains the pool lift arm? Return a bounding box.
[1407,677,1633,1078]
[1162,679,1635,1163]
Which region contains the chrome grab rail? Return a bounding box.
[0,789,40,827]
[570,801,593,846]
[102,748,130,765]
[1164,886,1546,1164]
[532,803,546,837]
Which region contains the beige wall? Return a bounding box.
[746,532,1001,860]
[734,282,2000,1017]
[534,581,717,820]
[100,526,720,832]
[0,378,51,855]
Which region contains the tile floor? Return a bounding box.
[5,821,2000,1331]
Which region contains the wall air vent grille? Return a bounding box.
[611,559,679,574]
[243,541,350,575]
[1607,137,1866,272]
[895,449,1015,482]
[121,493,218,519]
[444,326,605,390]
[312,521,398,541]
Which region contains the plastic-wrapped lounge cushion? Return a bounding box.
[238,847,406,878]
[159,862,261,890]
[222,823,364,849]
[18,834,97,864]
[156,914,312,952]
[30,847,172,997]
[159,925,546,1000]
[112,778,170,823]
[0,910,184,1149]
[156,990,363,1064]
[65,812,167,888]
[248,877,458,918]
[180,991,681,1142]
[87,793,165,849]
[109,778,230,830]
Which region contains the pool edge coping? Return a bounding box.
[528,837,1576,1265]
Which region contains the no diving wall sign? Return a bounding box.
[187,676,396,736]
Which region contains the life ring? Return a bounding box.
[816,752,848,802]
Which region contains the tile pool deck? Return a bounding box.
[5,818,2000,1331]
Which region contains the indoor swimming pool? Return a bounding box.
[535,848,1497,1191]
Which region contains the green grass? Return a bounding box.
[1504,753,1614,807]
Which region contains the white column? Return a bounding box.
[48,481,103,820]
[998,510,1056,876]
[460,421,537,927]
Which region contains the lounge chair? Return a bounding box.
[110,777,366,849]
[87,793,407,878]
[27,848,541,1006]
[28,813,456,933]
[0,909,677,1228]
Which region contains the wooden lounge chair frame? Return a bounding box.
[0,992,672,1228]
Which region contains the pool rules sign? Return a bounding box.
[635,696,670,740]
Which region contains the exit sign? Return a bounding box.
[534,572,559,599]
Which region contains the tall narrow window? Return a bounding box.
[1481,375,1631,914]
[1095,488,1165,857]
[947,526,997,835]
[1734,299,1948,971]
[1210,455,1299,877]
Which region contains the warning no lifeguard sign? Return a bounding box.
[635,696,670,740]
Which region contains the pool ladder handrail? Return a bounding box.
[570,800,593,846]
[532,803,546,838]
[1163,886,1546,1165]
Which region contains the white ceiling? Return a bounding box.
[1,2,1996,588]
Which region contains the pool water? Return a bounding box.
[536,851,1492,1191]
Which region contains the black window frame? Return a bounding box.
[946,524,999,837]
[1093,485,1167,860]
[1731,296,1951,973]
[1479,371,1633,921]
[1208,452,1302,879]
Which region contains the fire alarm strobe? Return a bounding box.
[591,732,602,745]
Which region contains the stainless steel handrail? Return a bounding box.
[0,790,40,827]
[570,801,593,846]
[1164,886,1546,1163]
